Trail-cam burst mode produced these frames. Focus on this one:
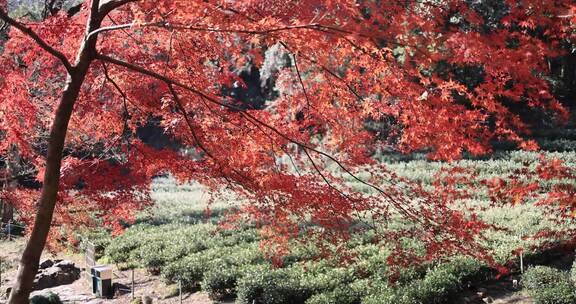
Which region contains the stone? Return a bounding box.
[32,260,80,290]
[39,259,54,269]
[113,282,130,296]
[31,285,96,303]
[53,260,75,271]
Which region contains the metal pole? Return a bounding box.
[131,269,135,300]
[520,252,524,274]
[179,280,182,304]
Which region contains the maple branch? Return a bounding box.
[107,15,143,45]
[301,147,353,202]
[98,0,138,17]
[281,42,367,104]
[167,85,212,160]
[101,62,130,134]
[167,85,253,186]
[95,53,424,224]
[0,9,73,72]
[280,42,312,111]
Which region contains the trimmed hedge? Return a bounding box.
[362,257,484,304]
[202,266,240,300]
[523,266,576,304]
[531,281,576,304]
[523,266,566,290]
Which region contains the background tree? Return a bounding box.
[0,0,574,303]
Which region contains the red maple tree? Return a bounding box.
[0,0,575,302]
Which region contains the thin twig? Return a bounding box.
[0,9,72,72]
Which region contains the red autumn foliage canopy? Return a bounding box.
[0,0,575,261]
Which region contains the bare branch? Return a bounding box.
[86,21,136,41]
[0,9,73,72]
[88,20,321,37]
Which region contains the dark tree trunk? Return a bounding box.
[7,1,105,302]
[7,73,88,304]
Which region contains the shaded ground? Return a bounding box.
[0,238,226,303]
[451,275,533,304]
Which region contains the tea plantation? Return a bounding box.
[84,151,576,304]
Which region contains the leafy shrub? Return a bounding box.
[77,229,112,259]
[161,255,211,290]
[418,270,460,302]
[305,287,359,304]
[395,267,422,286]
[531,281,576,304]
[30,293,62,304]
[202,266,239,300]
[522,266,576,304]
[361,258,484,304]
[523,266,565,290]
[361,286,412,304]
[307,282,375,304]
[407,258,483,303]
[236,265,312,304]
[137,242,167,274]
[299,263,357,293]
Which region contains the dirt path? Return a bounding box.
[1,238,223,303]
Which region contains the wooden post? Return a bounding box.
[7,220,10,241]
[131,269,135,300]
[179,280,182,304]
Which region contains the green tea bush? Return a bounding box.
[531,281,576,304]
[299,263,357,293]
[136,242,167,274]
[523,266,566,290]
[361,258,484,304]
[105,230,143,263]
[201,266,240,300]
[77,228,112,259]
[522,266,576,304]
[305,286,361,304]
[161,254,213,290]
[97,151,576,304]
[236,265,312,304]
[361,286,414,304]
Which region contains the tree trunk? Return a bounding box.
[8,1,104,302]
[7,73,87,304]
